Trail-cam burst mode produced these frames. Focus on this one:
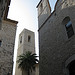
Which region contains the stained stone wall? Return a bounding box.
[0,20,17,75]
[37,0,75,75]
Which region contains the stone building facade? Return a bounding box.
[0,0,18,75]
[37,0,75,75]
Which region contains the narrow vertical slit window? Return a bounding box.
[20,36,22,44]
[0,40,2,47]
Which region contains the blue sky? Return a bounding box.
[8,0,57,74]
[49,0,57,11]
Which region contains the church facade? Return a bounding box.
[37,0,75,75]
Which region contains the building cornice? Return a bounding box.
[2,19,18,26]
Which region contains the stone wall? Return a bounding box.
[38,0,75,75]
[0,20,17,75]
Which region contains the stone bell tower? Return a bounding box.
[15,29,35,75]
[37,0,51,29]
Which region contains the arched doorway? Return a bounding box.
[67,60,75,75]
[65,55,75,75]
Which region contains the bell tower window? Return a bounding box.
[28,35,31,42]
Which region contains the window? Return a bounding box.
[0,40,2,46]
[20,36,22,44]
[65,21,74,38]
[28,35,31,42]
[62,17,74,38]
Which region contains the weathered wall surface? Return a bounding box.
[38,0,75,75]
[0,20,17,75]
[37,0,51,29]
